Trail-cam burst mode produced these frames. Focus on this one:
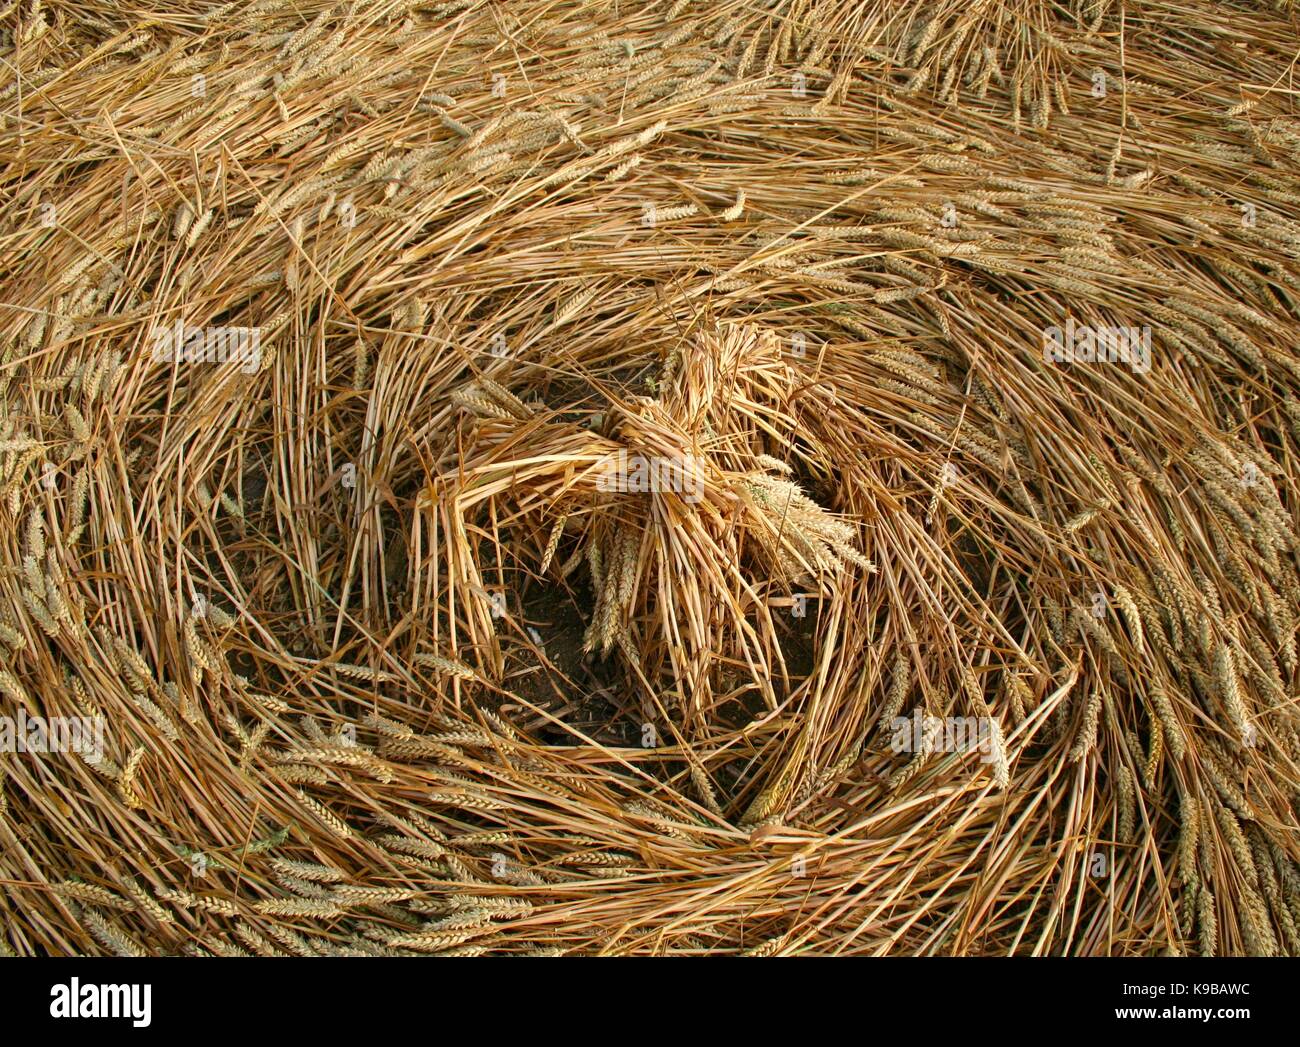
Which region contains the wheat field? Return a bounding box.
[1,0,1299,957]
